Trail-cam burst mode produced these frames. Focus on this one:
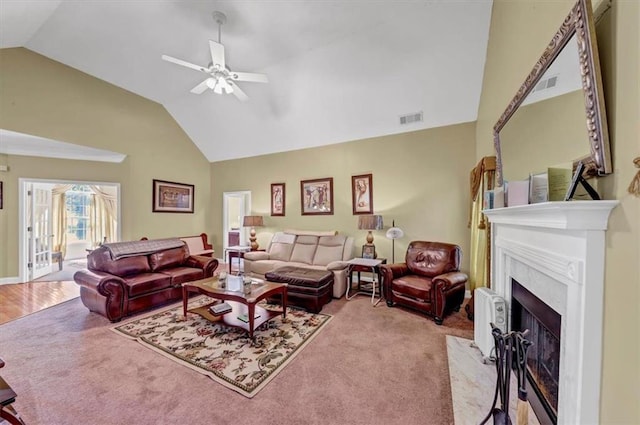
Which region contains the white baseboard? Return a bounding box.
[465,289,471,299]
[0,276,21,285]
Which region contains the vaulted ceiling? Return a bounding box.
[0,1,493,162]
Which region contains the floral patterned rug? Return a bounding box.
[112,296,332,398]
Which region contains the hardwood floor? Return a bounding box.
[0,259,226,325]
[0,281,79,325]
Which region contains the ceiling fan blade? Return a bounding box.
[190,79,211,94]
[231,72,269,83]
[229,81,248,102]
[209,40,225,69]
[161,55,206,72]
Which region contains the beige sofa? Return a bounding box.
[243,230,354,298]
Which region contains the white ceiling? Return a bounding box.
[0,1,493,163]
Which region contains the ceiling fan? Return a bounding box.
[161,11,268,101]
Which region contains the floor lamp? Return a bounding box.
[385,220,404,263]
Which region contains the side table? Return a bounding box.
[346,258,386,305]
[51,251,63,271]
[224,245,252,273]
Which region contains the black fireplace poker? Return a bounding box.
[515,332,533,424]
[479,324,533,425]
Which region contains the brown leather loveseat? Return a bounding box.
[74,239,218,322]
[380,241,467,325]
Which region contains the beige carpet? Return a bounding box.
[112,297,332,398]
[0,296,472,425]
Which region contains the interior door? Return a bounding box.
[222,191,251,251]
[28,183,53,280]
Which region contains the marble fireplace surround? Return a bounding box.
[483,201,618,424]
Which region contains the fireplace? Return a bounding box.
[511,279,560,424]
[482,201,618,424]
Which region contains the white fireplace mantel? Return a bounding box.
[483,200,619,230]
[483,200,618,424]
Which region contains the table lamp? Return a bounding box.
[243,215,264,250]
[358,214,383,258]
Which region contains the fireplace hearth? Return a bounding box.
[512,279,560,424]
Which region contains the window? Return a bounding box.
[65,185,93,242]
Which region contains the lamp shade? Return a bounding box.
[357,215,383,231]
[386,227,404,239]
[385,220,404,263]
[243,215,264,227]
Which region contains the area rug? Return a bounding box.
[112,297,332,398]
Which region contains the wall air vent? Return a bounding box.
[399,111,423,125]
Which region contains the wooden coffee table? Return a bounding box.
[182,277,287,338]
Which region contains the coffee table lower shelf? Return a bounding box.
[188,301,283,338]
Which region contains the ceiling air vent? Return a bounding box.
[533,75,558,93]
[399,111,423,125]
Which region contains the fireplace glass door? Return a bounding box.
[511,279,561,424]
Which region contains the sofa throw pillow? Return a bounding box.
[149,246,188,271]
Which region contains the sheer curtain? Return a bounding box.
[89,185,118,245]
[51,184,74,259]
[466,156,496,319]
[52,184,118,260]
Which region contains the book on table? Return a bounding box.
[237,313,261,323]
[209,302,232,315]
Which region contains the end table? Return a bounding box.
[346,258,386,305]
[224,245,252,273]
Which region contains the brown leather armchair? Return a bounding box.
[380,241,467,325]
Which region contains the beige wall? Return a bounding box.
[0,48,212,278]
[210,123,477,270]
[476,0,640,422]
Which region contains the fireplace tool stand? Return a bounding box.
[480,324,532,425]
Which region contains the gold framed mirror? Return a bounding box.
[493,0,611,187]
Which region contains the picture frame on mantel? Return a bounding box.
[271,183,285,216]
[300,177,333,215]
[352,173,373,215]
[152,179,194,213]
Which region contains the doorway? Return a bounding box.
[222,191,251,251]
[19,178,121,282]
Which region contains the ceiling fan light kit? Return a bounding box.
[161,11,267,101]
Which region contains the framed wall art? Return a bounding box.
[271,183,285,216]
[300,177,334,215]
[352,173,373,215]
[152,179,194,213]
[0,181,3,209]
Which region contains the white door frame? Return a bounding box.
[29,183,53,280]
[222,191,251,251]
[18,178,121,283]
